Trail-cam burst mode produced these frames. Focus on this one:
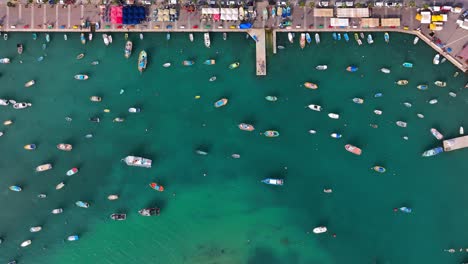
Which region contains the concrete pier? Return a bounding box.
[248,29,266,76]
[272,30,277,54]
[443,135,468,152]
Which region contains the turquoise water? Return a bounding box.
[0,32,467,264]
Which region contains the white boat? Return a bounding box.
[328,113,339,119]
[128,107,141,113]
[374,109,382,115]
[315,33,320,44]
[380,68,390,74]
[56,182,65,190]
[108,194,119,200]
[288,32,294,43]
[30,226,42,232]
[416,114,424,119]
[331,133,342,138]
[0,99,9,106]
[403,102,412,108]
[223,32,227,40]
[209,76,217,82]
[308,104,322,111]
[21,240,32,247]
[163,62,171,68]
[308,130,317,134]
[0,58,10,64]
[67,235,79,241]
[367,34,374,44]
[102,34,109,46]
[108,35,113,43]
[140,33,144,40]
[313,226,327,234]
[433,54,440,65]
[396,121,407,128]
[13,102,32,109]
[431,128,444,140]
[89,33,93,41]
[189,33,194,42]
[413,37,419,45]
[123,156,152,168]
[204,33,210,48]
[429,99,438,104]
[52,208,63,214]
[64,34,68,40]
[315,65,328,70]
[460,126,464,135]
[449,92,457,97]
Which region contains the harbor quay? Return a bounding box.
[0,1,467,75]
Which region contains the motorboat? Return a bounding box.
[89,33,93,41]
[288,32,294,43]
[352,98,364,104]
[417,113,424,119]
[232,154,241,159]
[239,123,255,131]
[403,102,412,108]
[24,144,36,150]
[90,96,102,102]
[183,60,195,66]
[354,33,362,45]
[110,213,127,220]
[413,37,419,45]
[315,65,327,70]
[324,189,333,193]
[308,104,322,111]
[122,156,152,168]
[52,208,63,214]
[91,61,99,65]
[140,33,143,40]
[429,99,438,104]
[331,133,342,138]
[0,99,9,106]
[277,45,285,50]
[138,51,147,73]
[304,82,318,89]
[90,117,100,123]
[460,126,464,135]
[80,33,86,45]
[55,182,65,190]
[346,66,358,72]
[214,98,228,108]
[328,113,339,119]
[433,54,440,65]
[229,62,240,69]
[399,207,412,213]
[128,107,141,113]
[45,33,50,43]
[337,33,341,40]
[0,58,10,64]
[264,130,280,137]
[372,166,386,173]
[9,186,22,192]
[21,240,32,248]
[76,201,90,208]
[124,41,132,59]
[57,144,73,151]
[4,120,13,126]
[204,33,210,48]
[434,81,446,87]
[223,32,227,40]
[384,32,389,43]
[261,178,283,185]
[30,226,42,233]
[396,80,408,86]
[33,33,37,40]
[67,235,79,241]
[102,34,109,46]
[189,33,194,42]
[300,33,306,49]
[345,144,362,155]
[360,32,365,39]
[313,226,327,234]
[430,128,444,140]
[396,121,407,128]
[380,68,390,74]
[66,167,78,176]
[343,33,349,42]
[76,53,85,60]
[422,147,443,157]
[149,183,164,192]
[308,130,317,134]
[108,35,113,43]
[449,92,457,97]
[113,117,124,122]
[196,150,208,155]
[402,62,413,68]
[374,93,383,98]
[139,207,160,216]
[367,34,374,44]
[209,76,217,82]
[163,62,171,68]
[333,32,337,40]
[38,194,47,198]
[17,44,23,54]
[315,33,320,44]
[417,84,428,90]
[265,96,277,102]
[36,163,52,172]
[37,56,44,62]
[64,34,67,40]
[305,33,311,44]
[204,59,216,65]
[13,102,32,109]
[108,195,119,200]
[74,74,89,80]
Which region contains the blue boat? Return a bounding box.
[399,207,412,213]
[252,35,259,42]
[203,59,215,65]
[374,93,383,98]
[166,33,170,40]
[67,235,79,241]
[337,33,341,40]
[422,146,444,157]
[332,33,337,40]
[37,56,44,62]
[346,65,358,72]
[9,185,22,192]
[402,62,413,68]
[343,33,349,42]
[417,84,428,90]
[75,201,89,208]
[261,178,284,186]
[183,60,195,66]
[305,33,311,44]
[32,33,37,40]
[384,32,389,43]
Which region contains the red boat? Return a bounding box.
[149,182,164,192]
[345,144,362,155]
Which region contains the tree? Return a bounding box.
[409,0,415,7]
[308,1,315,8]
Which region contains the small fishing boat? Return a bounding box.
[183,60,195,66]
[76,53,85,60]
[90,96,102,102]
[91,61,99,65]
[110,214,126,221]
[75,201,90,208]
[374,93,383,98]
[124,41,132,59]
[66,167,78,176]
[80,33,86,45]
[189,33,194,42]
[52,208,63,214]
[308,104,322,111]
[315,33,320,44]
[102,34,109,46]
[0,58,10,64]
[264,130,280,137]
[38,194,47,198]
[74,74,89,80]
[288,32,294,43]
[214,98,228,108]
[55,182,65,190]
[17,44,23,54]
[128,107,141,113]
[13,102,32,109]
[344,33,349,42]
[354,33,362,45]
[277,45,285,50]
[367,34,374,44]
[90,117,100,123]
[45,34,50,43]
[166,33,170,40]
[24,144,36,150]
[139,208,160,216]
[229,62,240,69]
[305,33,311,44]
[422,147,443,157]
[372,166,386,173]
[384,32,389,43]
[25,80,35,87]
[209,76,217,82]
[89,33,93,41]
[30,226,42,233]
[299,33,306,49]
[360,32,365,39]
[328,113,339,119]
[203,59,216,65]
[402,62,413,68]
[313,226,327,234]
[352,98,364,104]
[239,123,255,131]
[304,82,318,89]
[33,33,37,40]
[67,235,79,241]
[403,102,412,108]
[261,178,283,185]
[149,182,164,192]
[4,120,13,125]
[108,195,119,200]
[138,51,147,73]
[396,121,407,128]
[429,99,438,104]
[316,65,327,70]
[36,163,52,172]
[380,68,390,74]
[113,117,124,122]
[346,66,358,72]
[396,80,408,86]
[433,54,440,65]
[413,37,419,45]
[122,156,152,168]
[449,92,457,97]
[196,150,208,155]
[399,207,412,213]
[57,144,72,151]
[460,126,464,135]
[64,34,67,40]
[417,113,424,119]
[308,130,316,134]
[0,99,9,106]
[21,240,31,248]
[265,96,277,102]
[441,57,447,64]
[337,33,341,40]
[417,84,428,90]
[430,128,443,140]
[140,33,143,40]
[161,62,171,68]
[434,81,446,87]
[333,32,337,40]
[223,32,227,40]
[108,35,113,43]
[9,186,22,192]
[204,32,210,48]
[331,133,342,139]
[345,144,362,155]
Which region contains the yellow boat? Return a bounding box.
[24,144,37,150]
[228,62,240,69]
